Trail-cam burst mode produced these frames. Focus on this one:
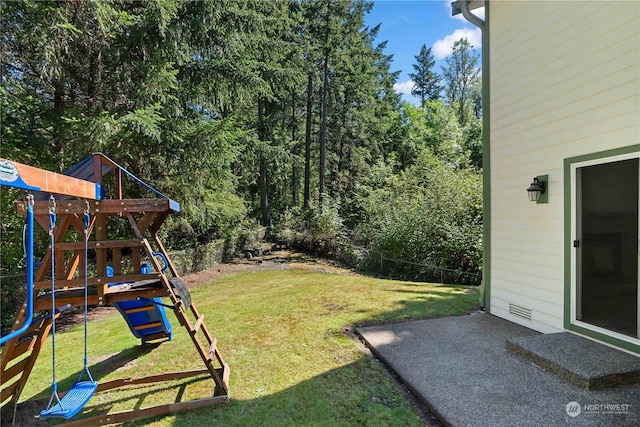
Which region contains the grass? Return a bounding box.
[20,268,479,426]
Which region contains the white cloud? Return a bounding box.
[432,27,482,59]
[393,80,415,95]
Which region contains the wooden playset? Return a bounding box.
[0,153,229,425]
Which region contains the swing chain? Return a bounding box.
[83,200,90,232]
[48,195,56,234]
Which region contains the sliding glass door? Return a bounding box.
[575,157,638,339]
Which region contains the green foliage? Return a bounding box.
[409,44,441,106]
[0,188,25,272]
[0,188,35,333]
[354,148,482,281]
[183,189,248,244]
[462,117,483,170]
[441,38,481,126]
[1,0,484,305]
[276,197,346,257]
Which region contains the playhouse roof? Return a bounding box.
[35,153,180,212]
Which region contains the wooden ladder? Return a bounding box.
[160,271,230,396]
[133,227,230,397]
[176,297,229,396]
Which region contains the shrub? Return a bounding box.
[355,148,482,282]
[275,197,346,258]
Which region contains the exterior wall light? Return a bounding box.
[527,176,548,203]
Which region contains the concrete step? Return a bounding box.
[506,332,640,390]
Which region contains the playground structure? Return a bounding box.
[0,154,229,425]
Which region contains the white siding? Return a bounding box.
[489,1,640,332]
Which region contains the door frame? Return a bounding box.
[564,145,640,354]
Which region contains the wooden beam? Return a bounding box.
[54,239,144,251]
[151,234,181,278]
[115,168,123,200]
[16,199,178,216]
[2,359,28,386]
[95,210,108,291]
[33,273,161,290]
[33,286,168,310]
[0,381,18,405]
[0,158,101,200]
[136,211,158,235]
[60,396,227,427]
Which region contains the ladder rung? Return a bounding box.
[193,315,204,334]
[10,336,37,360]
[1,380,19,404]
[133,322,162,331]
[208,338,217,356]
[2,358,29,383]
[222,363,230,389]
[124,306,155,314]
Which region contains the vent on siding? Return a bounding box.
[509,303,532,321]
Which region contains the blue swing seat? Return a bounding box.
[39,380,98,420]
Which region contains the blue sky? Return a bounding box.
[364,0,484,103]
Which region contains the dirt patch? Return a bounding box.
[1,398,48,427]
[180,250,293,289]
[181,250,358,288]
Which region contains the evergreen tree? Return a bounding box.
[408,44,441,107]
[1,0,480,278]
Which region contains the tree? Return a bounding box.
[1,0,482,280]
[408,44,441,107]
[1,0,251,242]
[441,38,480,126]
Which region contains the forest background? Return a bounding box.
[0,0,483,303]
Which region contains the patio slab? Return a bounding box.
[507,332,640,390]
[356,312,640,427]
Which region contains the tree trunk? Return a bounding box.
[304,74,313,207]
[319,49,329,204]
[259,156,270,227]
[258,99,270,227]
[291,90,298,206]
[53,79,65,110]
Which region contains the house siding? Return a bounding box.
[489,1,640,333]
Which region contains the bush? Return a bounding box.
[354,148,482,282]
[275,197,346,258]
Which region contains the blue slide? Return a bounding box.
[107,264,172,344]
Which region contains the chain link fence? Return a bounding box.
[336,244,481,286]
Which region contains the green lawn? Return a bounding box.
[22,269,479,426]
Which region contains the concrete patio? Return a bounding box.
[357,312,639,427]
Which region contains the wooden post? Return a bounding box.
[95,209,108,305]
[116,168,123,200]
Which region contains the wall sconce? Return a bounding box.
[527,175,548,204]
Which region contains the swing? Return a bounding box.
[40,199,97,420]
